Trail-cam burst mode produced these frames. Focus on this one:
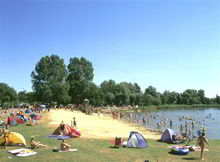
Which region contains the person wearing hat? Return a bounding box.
[197,132,209,160]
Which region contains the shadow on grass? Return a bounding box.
[182,157,200,160]
[168,151,189,156]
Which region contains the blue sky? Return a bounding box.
[0,0,219,98]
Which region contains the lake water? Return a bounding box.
[127,107,220,140]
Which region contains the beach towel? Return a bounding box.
[48,135,70,140]
[8,148,37,157]
[168,145,209,152]
[59,148,78,152]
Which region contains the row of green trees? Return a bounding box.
[0,54,220,107]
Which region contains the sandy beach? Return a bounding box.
[48,109,161,140]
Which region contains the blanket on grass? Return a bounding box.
[168,145,209,151]
[8,148,37,157]
[48,135,70,140]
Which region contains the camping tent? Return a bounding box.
[25,109,32,114]
[126,131,148,148]
[0,132,26,146]
[160,128,176,143]
[52,124,80,137]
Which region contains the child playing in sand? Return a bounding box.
[197,132,209,160]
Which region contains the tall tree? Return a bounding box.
[144,86,161,106]
[198,89,205,104]
[100,80,117,105]
[0,83,17,105]
[84,82,103,106]
[31,55,70,104]
[18,91,28,103]
[67,57,94,104]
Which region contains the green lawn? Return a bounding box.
[0,113,220,162]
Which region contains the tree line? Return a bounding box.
[1,54,220,107]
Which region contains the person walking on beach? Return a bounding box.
[73,117,77,129]
[197,132,209,160]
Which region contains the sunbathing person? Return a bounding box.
[30,137,47,149]
[60,139,71,151]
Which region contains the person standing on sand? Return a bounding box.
[73,117,77,129]
[197,132,209,160]
[129,113,132,123]
[60,121,65,135]
[3,128,9,149]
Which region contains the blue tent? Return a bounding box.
[25,109,32,114]
[127,131,148,148]
[160,128,176,143]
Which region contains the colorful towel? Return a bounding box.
[168,145,209,151]
[48,135,70,140]
[8,148,37,157]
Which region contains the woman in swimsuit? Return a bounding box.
[197,132,209,160]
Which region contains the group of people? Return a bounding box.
[30,137,71,152]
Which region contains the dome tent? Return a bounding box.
[126,131,148,148]
[160,128,176,143]
[0,132,26,147]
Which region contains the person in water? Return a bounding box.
[197,132,209,160]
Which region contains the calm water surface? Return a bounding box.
[128,108,220,140]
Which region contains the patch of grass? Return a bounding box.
[0,112,219,162]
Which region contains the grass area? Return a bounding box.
[0,112,220,162]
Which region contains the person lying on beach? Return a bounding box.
[60,139,71,151]
[197,132,209,160]
[30,138,47,149]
